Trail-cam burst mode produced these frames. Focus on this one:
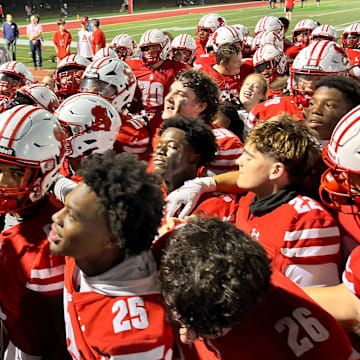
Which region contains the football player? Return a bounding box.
[0,105,68,359]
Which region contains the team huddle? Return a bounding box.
[0,10,358,360]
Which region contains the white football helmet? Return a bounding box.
[139,29,170,65]
[293,19,318,45]
[205,33,215,54]
[170,34,196,64]
[110,33,138,60]
[0,104,66,213]
[80,57,136,114]
[197,13,226,45]
[233,24,249,39]
[0,61,34,96]
[93,47,118,61]
[54,54,91,98]
[342,23,360,49]
[254,16,284,38]
[243,35,254,57]
[54,93,121,161]
[212,25,244,52]
[311,24,338,43]
[253,44,287,82]
[252,31,284,51]
[320,105,360,213]
[15,84,60,113]
[291,40,350,107]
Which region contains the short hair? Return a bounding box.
[242,73,269,98]
[315,75,360,110]
[80,151,165,255]
[175,68,220,123]
[160,216,272,337]
[278,17,289,32]
[217,102,244,140]
[32,13,40,22]
[245,115,321,184]
[216,43,241,65]
[160,115,218,166]
[57,18,66,26]
[92,18,100,27]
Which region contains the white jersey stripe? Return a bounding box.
[26,281,64,292]
[30,264,65,279]
[281,244,340,258]
[108,345,165,360]
[284,227,340,241]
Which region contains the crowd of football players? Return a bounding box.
[0,11,359,360]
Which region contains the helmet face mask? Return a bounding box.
[320,105,360,214]
[54,93,121,161]
[110,34,138,60]
[80,77,117,98]
[196,13,226,45]
[291,40,350,108]
[292,19,319,46]
[139,29,170,65]
[0,105,66,213]
[342,23,360,49]
[171,34,196,64]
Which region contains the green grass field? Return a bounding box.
[12,0,360,70]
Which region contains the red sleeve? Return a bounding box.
[343,246,360,297]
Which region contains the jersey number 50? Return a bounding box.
[112,296,149,333]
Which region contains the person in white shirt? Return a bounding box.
[76,16,93,60]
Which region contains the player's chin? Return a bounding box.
[162,109,175,120]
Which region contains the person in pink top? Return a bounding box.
[26,13,42,69]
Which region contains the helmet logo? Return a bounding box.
[91,106,111,132]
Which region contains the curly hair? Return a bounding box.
[217,102,245,141]
[160,216,272,338]
[175,68,220,124]
[245,115,321,184]
[315,75,360,109]
[80,151,165,255]
[160,115,218,166]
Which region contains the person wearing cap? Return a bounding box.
[77,16,93,60]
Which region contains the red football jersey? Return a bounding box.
[114,112,151,161]
[345,48,360,65]
[192,269,352,359]
[0,195,65,355]
[206,123,244,175]
[59,159,83,183]
[248,96,305,129]
[64,255,174,360]
[194,39,207,62]
[236,192,342,287]
[285,43,307,60]
[202,63,254,97]
[193,53,216,70]
[126,58,189,115]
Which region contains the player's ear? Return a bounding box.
[269,162,286,181]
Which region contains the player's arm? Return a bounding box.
[303,283,360,334]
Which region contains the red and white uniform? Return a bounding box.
[345,48,360,66]
[63,252,174,360]
[343,245,360,297]
[236,192,342,287]
[202,63,254,97]
[285,43,307,60]
[114,113,151,161]
[0,195,65,355]
[194,39,207,62]
[126,58,189,116]
[76,29,94,58]
[193,53,216,70]
[248,96,305,129]
[207,123,243,175]
[192,269,352,360]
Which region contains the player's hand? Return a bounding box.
[165,177,217,219]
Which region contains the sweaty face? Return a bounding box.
[223,53,243,76]
[50,182,112,263]
[163,81,206,120]
[306,86,352,141]
[153,127,198,187]
[239,75,266,110]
